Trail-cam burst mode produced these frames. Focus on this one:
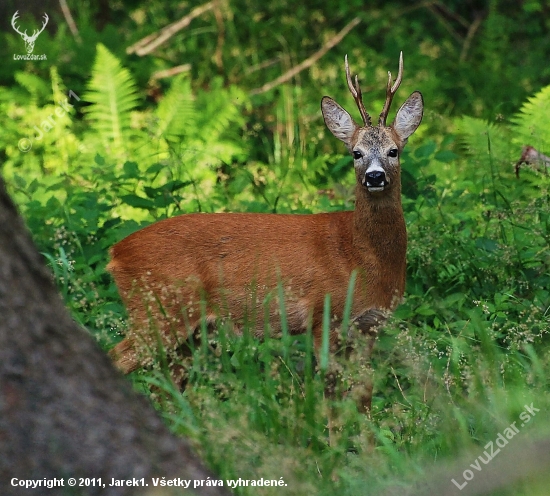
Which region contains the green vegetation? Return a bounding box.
[1,1,550,494]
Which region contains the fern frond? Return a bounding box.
[83,43,140,157]
[196,80,247,143]
[14,72,50,104]
[155,74,196,141]
[511,84,550,154]
[454,115,514,167]
[49,66,67,105]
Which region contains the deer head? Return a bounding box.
[321,53,423,197]
[11,11,49,55]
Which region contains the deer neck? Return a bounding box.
[352,184,406,261]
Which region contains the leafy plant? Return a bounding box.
[83,43,141,160]
[512,83,550,154]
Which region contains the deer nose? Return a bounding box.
[364,170,386,187]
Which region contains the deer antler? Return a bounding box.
[345,55,371,127]
[379,51,404,127]
[11,11,27,37]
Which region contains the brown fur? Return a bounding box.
[108,58,423,412]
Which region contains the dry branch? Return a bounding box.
[213,0,226,70]
[459,13,483,62]
[426,4,463,44]
[432,1,469,29]
[250,17,361,96]
[59,0,82,43]
[127,1,216,56]
[151,64,192,80]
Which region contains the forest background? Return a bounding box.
[1,0,550,494]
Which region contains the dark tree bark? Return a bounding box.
[0,176,228,496]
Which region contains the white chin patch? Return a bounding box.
[367,186,385,193]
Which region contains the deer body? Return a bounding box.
[108,54,423,409]
[109,207,405,369]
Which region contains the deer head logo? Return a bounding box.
[11,11,49,55]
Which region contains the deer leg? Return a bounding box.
[109,338,140,374]
[346,308,388,413]
[109,295,200,379]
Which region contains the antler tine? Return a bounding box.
[379,51,404,127]
[345,55,371,126]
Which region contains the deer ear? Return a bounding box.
[321,97,359,147]
[392,91,423,141]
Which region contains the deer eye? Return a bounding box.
[388,148,398,158]
[353,151,362,160]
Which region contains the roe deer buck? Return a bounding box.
[108,53,423,411]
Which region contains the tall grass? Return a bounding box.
[125,159,550,494]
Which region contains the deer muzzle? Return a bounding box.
[363,169,389,192]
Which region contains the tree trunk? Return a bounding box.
[0,176,228,496]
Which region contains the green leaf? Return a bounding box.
[475,237,498,251]
[414,141,437,159]
[13,174,27,189]
[146,163,164,174]
[434,150,458,163]
[416,304,435,316]
[331,156,353,176]
[119,194,155,210]
[122,161,139,178]
[163,180,192,192]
